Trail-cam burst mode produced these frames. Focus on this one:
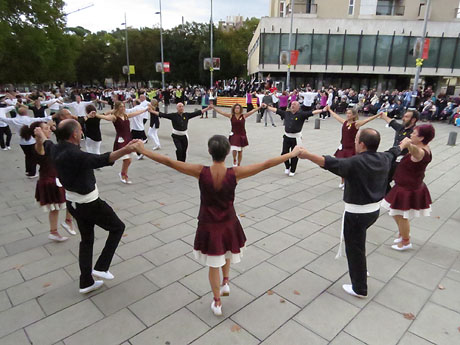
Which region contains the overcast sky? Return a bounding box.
[64,0,269,32]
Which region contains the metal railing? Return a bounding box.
[376,5,405,16]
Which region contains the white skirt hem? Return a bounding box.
[193,247,245,268]
[381,199,432,219]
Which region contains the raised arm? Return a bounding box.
[135,141,203,178]
[400,137,425,162]
[262,103,277,113]
[95,113,116,122]
[298,147,325,167]
[244,106,260,119]
[211,105,231,118]
[379,111,392,124]
[126,107,148,118]
[355,113,380,129]
[327,106,345,124]
[234,146,301,181]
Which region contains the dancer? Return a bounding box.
[0,103,15,150]
[147,99,161,150]
[26,122,76,241]
[328,106,380,189]
[20,98,59,118]
[94,101,148,183]
[0,107,53,177]
[381,124,435,251]
[34,119,139,293]
[262,101,324,176]
[132,135,301,315]
[380,109,419,192]
[127,99,149,160]
[261,91,276,127]
[298,128,404,298]
[149,102,211,162]
[211,103,259,166]
[63,96,102,138]
[84,105,102,154]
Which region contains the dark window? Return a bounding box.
[327,35,344,65]
[344,35,360,65]
[312,34,328,65]
[359,35,377,66]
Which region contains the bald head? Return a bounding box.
[355,128,380,153]
[57,119,81,143]
[290,101,300,113]
[176,102,184,114]
[57,108,72,120]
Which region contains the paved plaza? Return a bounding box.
[0,105,459,345]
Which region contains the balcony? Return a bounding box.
[456,8,460,19]
[376,5,405,16]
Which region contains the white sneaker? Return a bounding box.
[137,154,144,160]
[61,222,77,236]
[232,163,238,167]
[7,146,11,150]
[391,243,412,251]
[152,146,160,151]
[92,270,114,280]
[48,233,68,242]
[288,172,295,177]
[211,300,222,316]
[284,168,290,175]
[338,183,344,189]
[27,173,39,179]
[79,280,104,294]
[1,148,7,151]
[220,283,230,296]
[342,284,367,298]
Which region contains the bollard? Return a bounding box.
[256,111,262,123]
[314,118,321,129]
[210,99,217,118]
[447,131,457,146]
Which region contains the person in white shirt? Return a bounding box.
[0,103,15,150]
[63,96,101,138]
[127,100,149,159]
[42,94,63,115]
[0,107,53,177]
[299,90,317,112]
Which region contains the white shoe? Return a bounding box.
[27,173,39,179]
[1,148,7,151]
[284,168,290,175]
[391,243,412,251]
[211,300,222,316]
[342,284,367,298]
[119,173,132,184]
[152,146,160,151]
[7,146,11,150]
[61,222,77,236]
[137,154,144,160]
[393,237,403,244]
[288,172,295,177]
[143,139,148,144]
[220,283,230,296]
[338,183,344,189]
[48,233,68,242]
[232,163,238,167]
[79,280,104,294]
[92,270,114,280]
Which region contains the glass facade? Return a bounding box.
[261,32,460,69]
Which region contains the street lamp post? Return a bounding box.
[122,13,130,86]
[158,0,165,91]
[286,0,294,91]
[411,0,431,107]
[210,0,214,91]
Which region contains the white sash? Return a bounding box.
[284,131,302,145]
[172,129,188,139]
[65,185,99,205]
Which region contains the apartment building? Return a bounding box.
[248,0,460,93]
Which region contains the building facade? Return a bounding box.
[248,0,460,94]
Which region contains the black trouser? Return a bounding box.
[77,117,86,138]
[172,133,188,162]
[301,105,312,112]
[0,126,12,148]
[19,144,37,176]
[282,135,299,172]
[247,103,254,112]
[343,210,379,296]
[67,198,125,288]
[131,129,147,155]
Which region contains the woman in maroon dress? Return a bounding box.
[27,122,76,242]
[212,103,259,166]
[327,106,380,189]
[381,124,435,251]
[96,101,148,184]
[133,135,300,316]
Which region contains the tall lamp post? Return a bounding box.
[210,0,214,91]
[156,0,166,91]
[411,0,431,107]
[122,13,130,85]
[286,0,294,91]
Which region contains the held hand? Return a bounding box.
[400,137,412,149]
[88,111,96,118]
[291,145,303,157]
[297,147,309,159]
[128,139,145,153]
[33,127,46,143]
[261,103,267,108]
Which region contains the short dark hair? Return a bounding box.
[415,124,435,144]
[86,104,96,114]
[407,109,420,122]
[208,135,230,162]
[56,120,79,141]
[358,128,380,152]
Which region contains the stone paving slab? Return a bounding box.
[0,105,459,344]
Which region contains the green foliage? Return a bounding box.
[0,6,259,86]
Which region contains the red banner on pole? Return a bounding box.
[163,62,170,72]
[422,38,430,59]
[290,50,299,65]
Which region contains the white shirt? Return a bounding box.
[127,106,148,131]
[299,92,317,107]
[64,101,93,117]
[0,106,15,128]
[0,114,52,145]
[140,100,150,120]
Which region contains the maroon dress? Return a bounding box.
[229,115,249,149]
[113,116,132,151]
[334,121,358,158]
[193,167,246,267]
[382,149,432,217]
[35,153,66,210]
